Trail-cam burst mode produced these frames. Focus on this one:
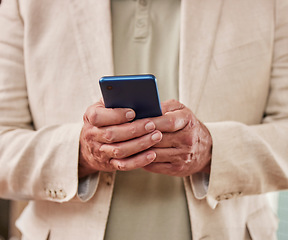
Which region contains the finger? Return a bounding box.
[143,163,178,176]
[151,110,190,133]
[151,147,186,163]
[150,147,207,174]
[153,132,180,148]
[161,99,185,114]
[153,125,196,148]
[83,101,135,127]
[99,130,162,159]
[110,150,157,171]
[95,119,156,143]
[144,162,193,177]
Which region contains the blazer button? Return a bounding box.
[216,193,234,201]
[57,189,67,199]
[45,188,51,197]
[51,190,57,198]
[216,195,222,201]
[224,193,233,200]
[45,188,56,198]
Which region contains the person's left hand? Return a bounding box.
[143,99,212,177]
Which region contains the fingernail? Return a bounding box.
[126,111,135,121]
[147,152,156,161]
[145,121,155,132]
[151,132,162,141]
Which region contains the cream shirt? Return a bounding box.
[105,0,192,239]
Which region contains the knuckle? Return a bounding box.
[189,152,197,162]
[84,105,94,121]
[116,162,127,171]
[179,102,186,109]
[184,153,193,163]
[84,106,99,125]
[102,129,114,143]
[93,146,106,162]
[129,124,137,136]
[83,112,90,123]
[167,116,177,131]
[98,145,108,158]
[186,118,194,128]
[178,152,192,163]
[112,147,124,159]
[82,130,94,145]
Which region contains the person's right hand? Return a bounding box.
[78,100,162,178]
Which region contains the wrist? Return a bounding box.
[200,160,211,174]
[78,147,97,179]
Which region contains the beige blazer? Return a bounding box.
[0,0,288,239]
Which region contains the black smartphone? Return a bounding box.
[99,74,162,120]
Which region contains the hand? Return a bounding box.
[143,99,212,177]
[79,100,162,178]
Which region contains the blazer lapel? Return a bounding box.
[69,0,114,101]
[179,0,224,113]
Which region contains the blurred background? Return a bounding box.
[278,191,288,239]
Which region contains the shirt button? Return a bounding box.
[139,0,147,7]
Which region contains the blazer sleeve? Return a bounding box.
[203,0,288,209]
[0,0,86,203]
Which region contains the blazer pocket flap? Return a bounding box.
[246,206,278,240]
[16,205,50,240]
